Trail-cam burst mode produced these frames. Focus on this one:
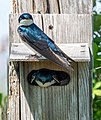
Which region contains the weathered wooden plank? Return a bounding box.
[9,14,92,45]
[32,0,49,14]
[58,0,92,14]
[78,62,91,120]
[12,0,92,14]
[20,62,32,120]
[10,43,90,62]
[7,62,20,120]
[13,0,34,13]
[19,61,78,120]
[42,14,92,45]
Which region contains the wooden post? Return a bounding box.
[7,0,93,120]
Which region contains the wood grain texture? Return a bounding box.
[7,62,20,120]
[42,14,92,46]
[78,62,92,120]
[19,62,78,120]
[12,0,92,14]
[10,43,90,62]
[9,14,92,45]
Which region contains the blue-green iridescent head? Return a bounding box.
[18,13,33,26]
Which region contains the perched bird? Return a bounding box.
[17,13,74,71]
[27,68,70,87]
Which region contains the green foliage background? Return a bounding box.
[93,0,101,119]
[0,93,7,119]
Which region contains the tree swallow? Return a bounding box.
[27,68,70,87]
[17,13,74,71]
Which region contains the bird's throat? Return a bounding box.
[20,19,33,26]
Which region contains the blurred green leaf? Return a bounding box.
[93,37,101,44]
[93,89,101,96]
[93,0,96,7]
[93,43,98,56]
[0,93,3,106]
[98,46,101,52]
[93,92,95,99]
[93,43,99,67]
[96,52,101,61]
[4,96,7,106]
[94,15,101,32]
[97,58,101,61]
[94,81,101,89]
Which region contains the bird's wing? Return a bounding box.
[26,39,73,71]
[53,43,75,62]
[18,28,74,71]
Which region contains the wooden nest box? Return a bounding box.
[7,14,92,120]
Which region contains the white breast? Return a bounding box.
[35,80,56,87]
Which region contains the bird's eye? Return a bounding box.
[21,16,25,20]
